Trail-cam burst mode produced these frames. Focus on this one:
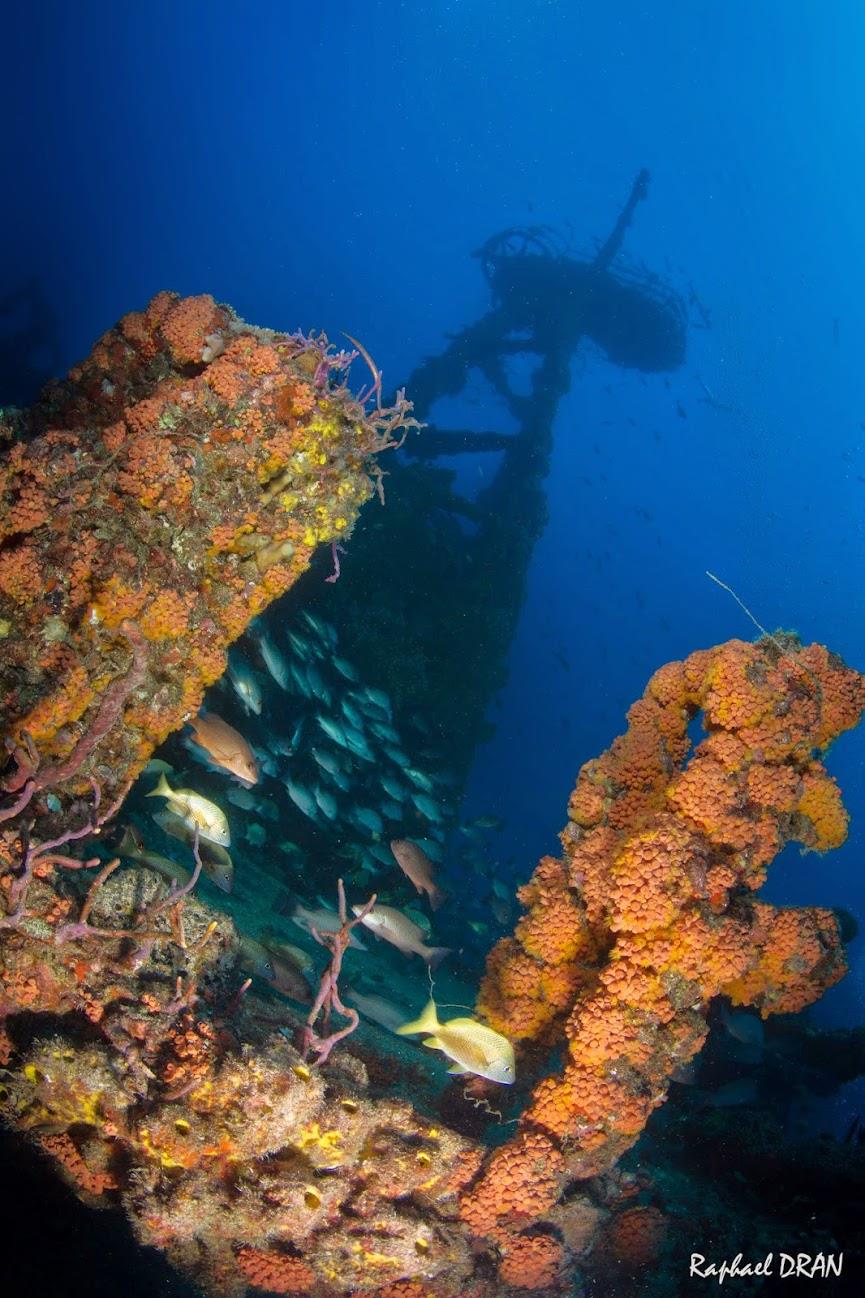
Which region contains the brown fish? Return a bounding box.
[238,935,312,1002]
[187,711,259,786]
[151,810,234,893]
[390,838,445,910]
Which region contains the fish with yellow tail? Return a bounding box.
[146,773,231,847]
[396,998,516,1084]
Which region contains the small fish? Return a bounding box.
[491,896,512,926]
[250,744,278,778]
[256,797,279,823]
[352,806,383,836]
[259,927,314,973]
[332,656,359,682]
[269,715,305,756]
[316,714,350,749]
[228,657,263,715]
[291,902,367,950]
[287,629,314,659]
[491,879,510,901]
[411,792,442,822]
[352,903,450,967]
[396,998,515,1084]
[383,745,411,767]
[413,837,443,862]
[289,661,314,698]
[148,812,234,893]
[305,663,331,704]
[369,719,401,745]
[256,630,293,691]
[405,768,435,792]
[343,727,375,762]
[346,989,408,1033]
[284,779,320,822]
[117,826,192,889]
[300,610,335,644]
[379,773,407,802]
[357,852,385,877]
[367,841,395,867]
[143,758,174,777]
[244,822,267,847]
[380,799,402,821]
[468,815,504,832]
[467,920,490,938]
[278,840,304,860]
[340,697,364,730]
[314,785,338,820]
[226,787,258,811]
[719,1003,765,1050]
[147,773,231,847]
[330,767,352,793]
[186,711,259,786]
[361,686,391,717]
[311,747,342,777]
[238,935,312,1002]
[390,838,445,910]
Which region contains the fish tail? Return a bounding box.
[396,998,440,1036]
[424,946,452,971]
[146,772,171,799]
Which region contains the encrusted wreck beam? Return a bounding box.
[0,292,412,831]
[470,636,865,1236]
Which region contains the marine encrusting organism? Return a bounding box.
[463,636,864,1243]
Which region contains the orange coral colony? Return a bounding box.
[471,636,865,1208]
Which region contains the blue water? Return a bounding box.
[4,1,865,1283]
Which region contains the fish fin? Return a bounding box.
[146,772,171,799]
[425,946,452,971]
[421,1036,441,1049]
[117,826,140,857]
[429,887,446,911]
[447,1063,470,1075]
[395,998,440,1037]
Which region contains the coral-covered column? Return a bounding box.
[464,638,864,1244]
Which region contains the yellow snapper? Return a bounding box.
[147,773,230,847]
[396,998,515,1084]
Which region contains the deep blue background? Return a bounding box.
[4,2,864,1040]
